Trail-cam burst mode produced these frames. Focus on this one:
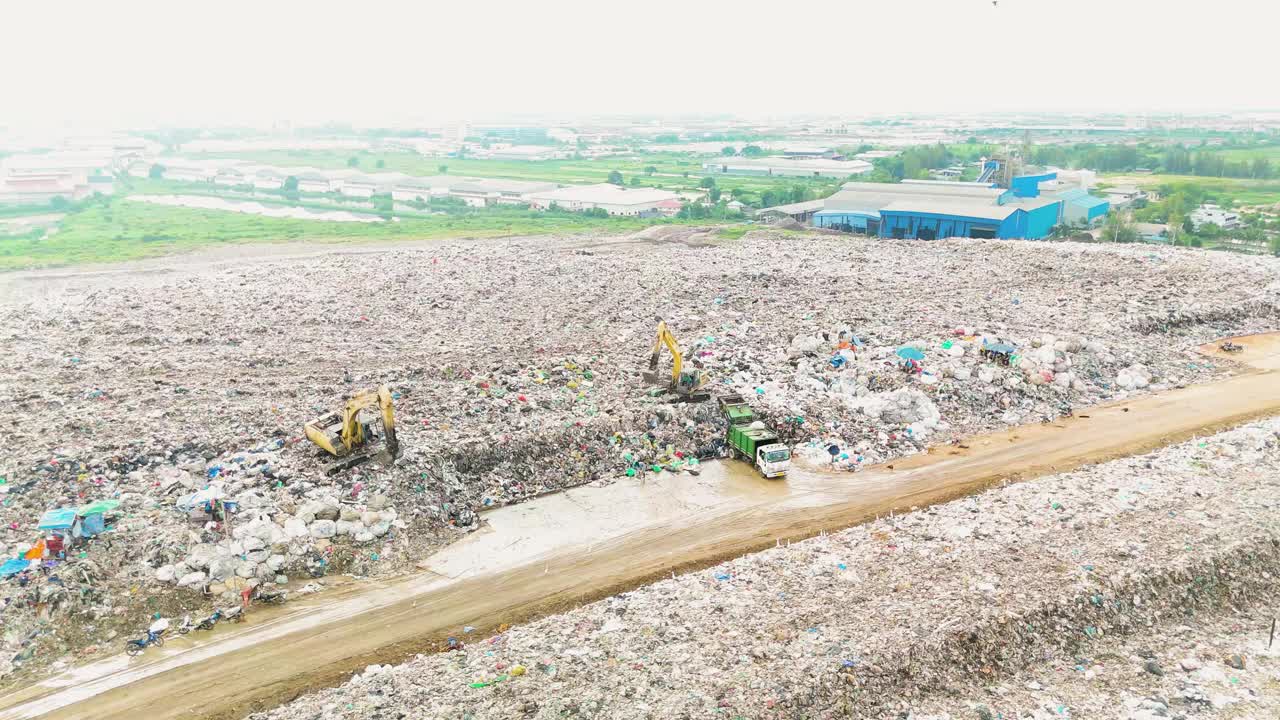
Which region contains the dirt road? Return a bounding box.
[4,335,1279,720]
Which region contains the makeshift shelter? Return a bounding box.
[37,508,77,532]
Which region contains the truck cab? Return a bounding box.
[756,443,792,478]
[720,393,792,479]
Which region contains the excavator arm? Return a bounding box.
[648,320,684,387]
[644,320,707,399]
[305,385,399,467]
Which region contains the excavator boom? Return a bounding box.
[643,320,708,401]
[304,385,399,473]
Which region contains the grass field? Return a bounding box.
[0,198,673,271]
[1101,173,1280,206]
[183,149,843,198]
[1213,145,1280,162]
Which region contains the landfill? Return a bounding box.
[0,230,1277,680]
[252,417,1280,720]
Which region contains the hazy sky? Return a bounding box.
[5,0,1276,129]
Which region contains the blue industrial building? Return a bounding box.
[1054,187,1110,225]
[813,173,1107,240]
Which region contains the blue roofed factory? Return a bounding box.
[811,169,1109,240]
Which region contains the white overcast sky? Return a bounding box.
[4,0,1276,129]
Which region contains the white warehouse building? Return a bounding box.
[701,157,873,179]
[525,183,680,217]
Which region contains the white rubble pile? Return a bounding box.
[253,418,1280,720]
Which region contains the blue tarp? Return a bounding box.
[78,513,105,537]
[895,347,926,361]
[37,508,77,531]
[0,558,32,577]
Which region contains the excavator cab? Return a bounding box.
[304,385,400,473]
[643,320,710,402]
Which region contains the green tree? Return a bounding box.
[1251,157,1272,179]
[283,176,299,192]
[1166,212,1185,246]
[644,165,657,176]
[741,145,765,157]
[148,164,165,180]
[50,195,70,210]
[629,176,642,186]
[676,201,710,219]
[347,156,359,167]
[438,164,448,174]
[709,188,722,202]
[698,176,716,189]
[1102,212,1139,243]
[607,170,624,185]
[376,158,386,169]
[721,146,736,156]
[682,171,690,178]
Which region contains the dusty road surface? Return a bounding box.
[3,334,1279,720]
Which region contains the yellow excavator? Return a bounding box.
[643,320,710,401]
[304,385,400,473]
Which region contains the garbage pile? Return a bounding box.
[907,608,1279,720]
[0,231,1276,679]
[251,417,1280,720]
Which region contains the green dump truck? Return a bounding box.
[718,393,791,478]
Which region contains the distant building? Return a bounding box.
[296,171,333,194]
[655,198,684,216]
[1132,222,1170,243]
[214,169,245,187]
[1051,188,1110,226]
[340,175,380,198]
[164,162,217,183]
[390,176,459,202]
[447,178,559,207]
[1098,185,1147,210]
[779,145,835,159]
[702,157,873,179]
[526,183,680,217]
[0,153,116,205]
[253,169,284,191]
[87,174,114,196]
[482,145,570,161]
[0,172,84,205]
[814,178,1062,240]
[755,199,825,224]
[1190,204,1241,229]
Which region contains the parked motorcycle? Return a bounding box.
[180,610,224,633]
[255,589,287,605]
[196,610,225,631]
[125,629,165,657]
